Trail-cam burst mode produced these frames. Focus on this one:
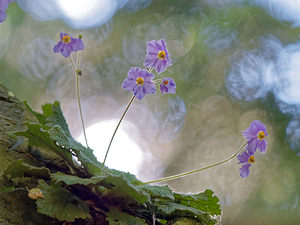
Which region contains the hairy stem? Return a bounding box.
[142,142,248,185]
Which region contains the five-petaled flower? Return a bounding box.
[144,39,172,74]
[121,67,156,100]
[237,150,255,178]
[160,77,176,95]
[0,0,15,23]
[53,32,84,58]
[242,120,267,154]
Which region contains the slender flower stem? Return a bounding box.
[142,142,248,185]
[102,95,135,168]
[70,55,89,148]
[101,67,153,169]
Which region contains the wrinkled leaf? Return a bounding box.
[106,208,147,225]
[154,199,214,225]
[36,180,91,222]
[14,123,75,168]
[51,172,105,186]
[138,184,174,201]
[174,189,221,216]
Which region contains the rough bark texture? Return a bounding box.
[0,84,58,225]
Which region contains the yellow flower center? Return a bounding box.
[158,50,166,60]
[257,131,265,140]
[136,77,144,85]
[163,80,169,85]
[248,155,255,164]
[62,35,71,44]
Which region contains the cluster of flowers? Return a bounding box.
[0,0,15,23]
[238,120,268,178]
[122,39,176,100]
[53,34,176,100]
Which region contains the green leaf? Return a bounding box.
[4,159,50,179]
[106,208,147,225]
[154,199,213,224]
[25,101,71,135]
[24,101,46,125]
[51,172,105,186]
[14,123,75,168]
[36,180,91,222]
[101,174,150,204]
[41,101,71,135]
[174,189,221,216]
[138,184,175,201]
[48,125,102,175]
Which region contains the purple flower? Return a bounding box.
[144,39,172,74]
[160,77,176,95]
[122,67,156,100]
[0,0,15,23]
[237,150,255,178]
[242,120,267,154]
[53,32,84,58]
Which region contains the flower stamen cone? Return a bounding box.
[248,155,255,164]
[62,35,71,44]
[257,131,265,140]
[136,77,144,85]
[158,50,166,60]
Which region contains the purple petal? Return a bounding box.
[246,139,258,155]
[258,140,267,153]
[146,40,160,54]
[144,54,159,68]
[121,78,136,91]
[160,85,168,95]
[53,41,63,53]
[143,81,156,94]
[61,44,72,58]
[237,151,250,164]
[156,60,167,74]
[71,38,84,51]
[0,0,9,10]
[133,85,146,100]
[157,39,166,50]
[127,67,140,79]
[239,163,251,178]
[0,11,7,23]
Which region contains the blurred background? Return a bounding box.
[1,0,300,224]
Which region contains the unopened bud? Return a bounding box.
[79,34,83,39]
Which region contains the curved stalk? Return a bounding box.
[101,95,135,168]
[142,142,248,185]
[70,55,89,148]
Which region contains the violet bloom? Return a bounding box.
[144,39,172,74]
[122,67,156,100]
[0,0,15,23]
[242,120,267,154]
[160,77,176,95]
[237,150,255,178]
[53,32,84,58]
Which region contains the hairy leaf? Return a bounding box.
[36,180,91,222]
